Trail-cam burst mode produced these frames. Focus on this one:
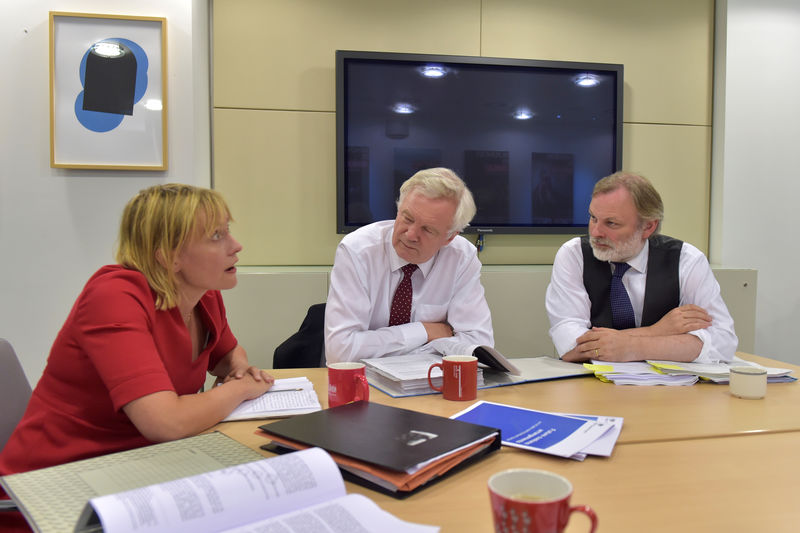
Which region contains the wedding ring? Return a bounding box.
[595,348,599,357]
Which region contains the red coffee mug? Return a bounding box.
[327,362,370,408]
[488,469,598,533]
[427,355,478,401]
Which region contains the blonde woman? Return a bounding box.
[0,184,273,479]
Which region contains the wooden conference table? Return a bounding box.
[214,353,800,532]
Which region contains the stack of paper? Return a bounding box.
[223,377,321,421]
[647,357,796,383]
[451,401,623,461]
[363,353,484,396]
[364,352,593,397]
[584,361,698,386]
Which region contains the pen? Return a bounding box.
[266,388,304,393]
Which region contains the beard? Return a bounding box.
[590,228,646,262]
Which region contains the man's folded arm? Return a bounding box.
[325,319,428,363]
[324,246,428,363]
[546,241,592,358]
[446,253,495,348]
[675,244,738,363]
[574,328,703,362]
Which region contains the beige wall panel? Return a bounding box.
[481,0,713,126]
[622,123,711,253]
[712,269,757,354]
[213,0,481,110]
[214,108,341,265]
[466,234,569,266]
[481,266,557,357]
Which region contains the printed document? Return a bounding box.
[223,377,321,421]
[78,447,438,533]
[451,401,618,460]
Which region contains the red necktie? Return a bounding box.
[389,264,418,326]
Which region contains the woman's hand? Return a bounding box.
[220,365,275,387]
[211,344,274,388]
[225,370,274,400]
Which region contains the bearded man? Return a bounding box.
[545,172,737,363]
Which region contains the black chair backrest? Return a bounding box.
[273,303,326,368]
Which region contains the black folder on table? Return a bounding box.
[258,401,500,496]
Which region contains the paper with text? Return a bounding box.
[81,448,344,532]
[223,377,321,421]
[222,493,438,533]
[81,447,437,533]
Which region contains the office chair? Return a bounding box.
[273,303,326,368]
[0,338,32,450]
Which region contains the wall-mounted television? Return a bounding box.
[336,50,623,235]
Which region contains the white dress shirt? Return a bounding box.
[325,220,494,363]
[546,237,738,364]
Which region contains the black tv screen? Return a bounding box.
[336,50,623,234]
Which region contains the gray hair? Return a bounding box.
[397,167,476,235]
[593,171,664,233]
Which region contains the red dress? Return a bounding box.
[0,265,237,476]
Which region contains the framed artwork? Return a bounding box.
[49,12,168,170]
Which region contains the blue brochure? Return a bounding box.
[451,401,618,459]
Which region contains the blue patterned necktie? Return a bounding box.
[610,262,636,330]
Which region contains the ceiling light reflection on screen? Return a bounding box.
[419,65,447,78]
[392,103,416,114]
[574,73,600,87]
[513,108,533,120]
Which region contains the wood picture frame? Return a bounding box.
[49,12,168,170]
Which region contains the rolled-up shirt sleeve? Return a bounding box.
[679,244,738,364]
[546,238,591,357]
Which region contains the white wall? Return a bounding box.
[0,0,210,383]
[712,0,800,364]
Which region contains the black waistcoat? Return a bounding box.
[580,234,682,328]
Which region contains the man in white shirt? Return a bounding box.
[546,171,737,364]
[325,168,494,363]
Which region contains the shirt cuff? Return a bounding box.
[687,329,722,364]
[550,324,584,358]
[403,322,429,348]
